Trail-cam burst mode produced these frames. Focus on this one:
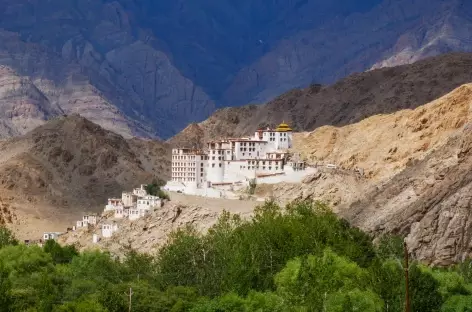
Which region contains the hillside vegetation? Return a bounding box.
[0,200,472,311]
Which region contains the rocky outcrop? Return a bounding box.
[343,128,472,266]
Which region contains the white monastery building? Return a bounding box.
[165,122,308,196]
[101,222,119,238]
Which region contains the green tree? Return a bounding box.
[0,245,59,311]
[274,249,378,311]
[0,226,18,249]
[325,289,383,312]
[44,240,78,264]
[54,297,107,312]
[441,295,472,312]
[145,180,170,200]
[409,265,443,312]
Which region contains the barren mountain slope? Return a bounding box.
[342,123,472,266]
[278,84,472,265]
[0,30,157,139]
[170,53,472,146]
[224,0,472,106]
[0,115,170,237]
[0,1,215,139]
[292,84,472,181]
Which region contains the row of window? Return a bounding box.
[247,160,280,165]
[172,155,209,160]
[172,172,197,177]
[172,167,197,172]
[265,132,288,137]
[210,150,225,155]
[239,142,257,146]
[240,166,279,171]
[173,162,198,167]
[173,177,197,182]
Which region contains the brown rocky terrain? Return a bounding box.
[256,83,472,266]
[59,193,258,256]
[169,53,472,147]
[292,84,472,181]
[0,115,170,239]
[342,123,472,266]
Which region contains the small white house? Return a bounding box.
[82,214,98,226]
[43,232,62,241]
[132,185,148,198]
[92,234,100,244]
[101,222,119,238]
[76,220,87,228]
[114,207,130,219]
[137,195,162,211]
[128,208,146,221]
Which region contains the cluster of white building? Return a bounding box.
[100,184,163,238]
[41,184,165,242]
[164,122,309,197]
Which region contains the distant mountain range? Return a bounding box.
[0,0,472,138]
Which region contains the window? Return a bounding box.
[212,164,215,168]
[219,163,222,167]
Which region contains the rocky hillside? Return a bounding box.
[292,84,472,181]
[0,115,170,238]
[254,83,472,265]
[169,53,472,147]
[59,193,258,256]
[343,122,472,266]
[2,0,472,139]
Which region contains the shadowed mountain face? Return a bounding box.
[169,53,472,147]
[1,0,472,138]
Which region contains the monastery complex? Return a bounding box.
[164,122,314,198]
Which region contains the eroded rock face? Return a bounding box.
[0,0,215,139]
[341,125,472,266]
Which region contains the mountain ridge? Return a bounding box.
[2,0,472,138]
[169,53,472,147]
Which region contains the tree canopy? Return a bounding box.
[0,200,470,311]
